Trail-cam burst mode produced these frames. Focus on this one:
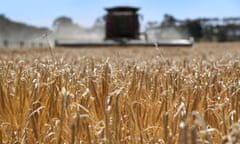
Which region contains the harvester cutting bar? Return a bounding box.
[55,39,194,47]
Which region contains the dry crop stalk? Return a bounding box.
[0,43,240,143]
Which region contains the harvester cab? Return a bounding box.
[105,6,140,41]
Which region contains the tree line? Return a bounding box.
[146,14,240,42]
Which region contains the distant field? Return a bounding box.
[0,42,240,143]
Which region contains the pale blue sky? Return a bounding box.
[0,0,239,29]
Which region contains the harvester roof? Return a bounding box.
[105,6,140,12]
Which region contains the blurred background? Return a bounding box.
[0,0,239,48]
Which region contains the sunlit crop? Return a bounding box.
[0,42,240,143]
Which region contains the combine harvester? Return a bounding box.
[55,6,194,47]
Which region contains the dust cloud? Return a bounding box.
[145,26,189,41]
[0,14,52,48]
[54,25,189,43]
[0,14,190,48]
[54,24,105,43]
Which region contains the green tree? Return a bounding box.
[53,16,73,31]
[183,20,203,41]
[161,14,177,27]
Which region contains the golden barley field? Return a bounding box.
[0,42,240,144]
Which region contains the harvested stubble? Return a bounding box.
[0,42,240,144]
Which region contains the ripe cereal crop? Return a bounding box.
[0,42,240,143]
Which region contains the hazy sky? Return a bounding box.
[0,0,239,29]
